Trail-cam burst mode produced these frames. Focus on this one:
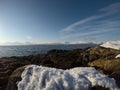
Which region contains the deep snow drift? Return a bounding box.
[17,65,119,90]
[100,40,120,50]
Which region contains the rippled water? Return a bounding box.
[0,44,96,57]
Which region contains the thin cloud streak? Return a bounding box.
[100,2,120,12]
[60,15,101,32]
[60,2,120,39]
[62,28,120,39]
[61,2,120,33]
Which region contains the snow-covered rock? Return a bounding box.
[115,54,120,58]
[100,40,120,50]
[17,65,119,90]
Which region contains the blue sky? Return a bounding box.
[0,0,120,45]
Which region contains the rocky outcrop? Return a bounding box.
[0,46,120,90]
[88,59,120,72]
[0,58,30,90]
[6,66,26,90]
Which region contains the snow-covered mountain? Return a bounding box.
[100,40,120,50]
[18,65,118,90]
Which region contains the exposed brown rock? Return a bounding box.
[88,59,120,73]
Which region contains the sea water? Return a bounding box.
[0,44,96,57]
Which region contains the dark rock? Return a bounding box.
[6,66,25,90]
[110,71,120,88]
[92,86,109,90]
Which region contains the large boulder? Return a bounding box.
[6,66,26,90]
[0,58,30,90]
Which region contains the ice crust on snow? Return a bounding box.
[100,40,120,50]
[17,65,119,90]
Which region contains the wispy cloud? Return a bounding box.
[100,2,120,13]
[63,28,120,39]
[60,2,120,40]
[60,15,102,32]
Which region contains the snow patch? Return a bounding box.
[17,65,119,90]
[115,54,120,58]
[100,40,120,50]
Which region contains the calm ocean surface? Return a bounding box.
[0,44,96,57]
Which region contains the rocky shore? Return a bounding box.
[0,46,120,90]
